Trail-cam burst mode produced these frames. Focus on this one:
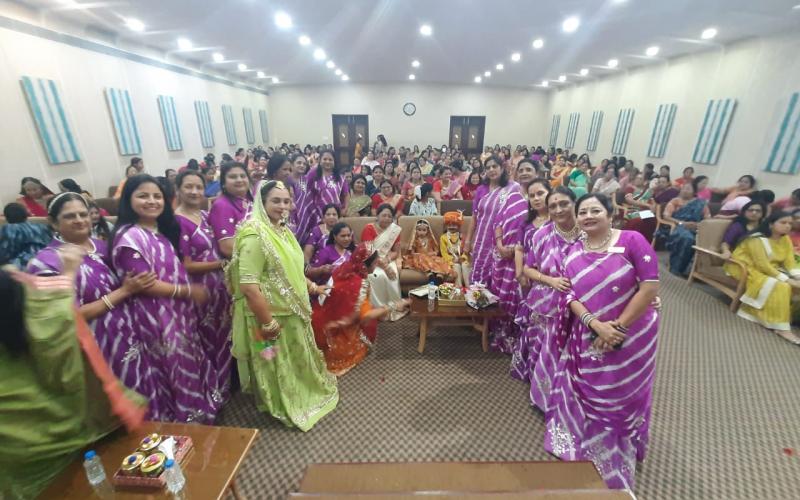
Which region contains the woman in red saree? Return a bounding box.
[311,243,408,375]
[17,177,54,217]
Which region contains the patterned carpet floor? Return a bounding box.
[218,265,800,499]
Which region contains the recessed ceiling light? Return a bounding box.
[313,48,327,61]
[176,37,192,50]
[298,35,311,46]
[125,18,145,32]
[496,63,504,71]
[558,75,567,82]
[474,76,482,83]
[793,4,800,9]
[419,24,433,36]
[608,58,619,68]
[334,68,343,76]
[532,38,544,49]
[511,52,521,62]
[612,0,628,4]
[341,74,349,81]
[237,63,247,71]
[645,45,660,57]
[272,77,280,84]
[580,68,589,76]
[562,16,580,33]
[212,52,224,63]
[484,71,491,77]
[409,74,416,80]
[326,60,335,69]
[256,71,265,78]
[56,0,87,8]
[541,80,549,87]
[274,11,292,29]
[411,59,421,68]
[701,27,717,40]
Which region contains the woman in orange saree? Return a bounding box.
[311,243,408,376]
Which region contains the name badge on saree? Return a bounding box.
[608,246,625,254]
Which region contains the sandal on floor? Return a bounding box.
[775,330,800,345]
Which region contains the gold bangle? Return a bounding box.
[101,295,114,311]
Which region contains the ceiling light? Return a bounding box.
[419,24,433,36]
[334,68,342,76]
[612,0,628,3]
[256,71,265,78]
[274,11,292,29]
[212,52,224,63]
[541,80,549,87]
[607,58,619,68]
[793,4,800,9]
[341,74,349,81]
[237,63,247,71]
[298,35,311,46]
[474,76,482,83]
[272,77,279,84]
[701,27,717,40]
[558,75,566,82]
[313,48,327,61]
[532,38,544,49]
[326,60,335,69]
[125,18,145,32]
[176,37,192,50]
[409,74,416,80]
[484,71,491,77]
[411,60,420,68]
[511,52,521,62]
[496,63,504,71]
[645,45,660,57]
[580,68,589,76]
[562,16,580,33]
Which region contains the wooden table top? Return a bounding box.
[408,296,505,318]
[41,422,258,499]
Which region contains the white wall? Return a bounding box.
[0,12,269,205]
[547,31,800,196]
[268,83,548,150]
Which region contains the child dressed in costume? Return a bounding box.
[402,219,453,281]
[439,211,472,287]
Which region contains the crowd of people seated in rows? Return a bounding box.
[1,139,798,495]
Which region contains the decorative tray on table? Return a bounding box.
[437,283,467,307]
[111,433,193,489]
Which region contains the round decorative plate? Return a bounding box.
[403,102,416,116]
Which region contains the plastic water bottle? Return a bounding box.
[164,458,186,494]
[427,280,437,312]
[83,450,106,486]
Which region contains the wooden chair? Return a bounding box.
[651,203,675,247]
[688,218,748,312]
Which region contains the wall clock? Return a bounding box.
[403,102,416,116]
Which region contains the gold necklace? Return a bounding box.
[583,229,613,251]
[553,222,580,241]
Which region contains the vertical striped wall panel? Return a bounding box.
[259,109,269,144]
[586,111,604,152]
[548,114,560,147]
[105,88,141,156]
[611,108,635,155]
[20,76,81,164]
[692,98,737,165]
[157,95,182,151]
[646,104,677,158]
[222,105,237,145]
[764,92,800,175]
[194,100,214,149]
[564,112,580,149]
[243,108,255,144]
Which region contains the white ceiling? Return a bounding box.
[20,0,800,89]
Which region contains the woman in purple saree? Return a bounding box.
[110,174,221,423]
[466,155,528,353]
[545,193,659,490]
[208,162,253,259]
[295,150,349,246]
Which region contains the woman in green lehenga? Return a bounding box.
[227,180,338,431]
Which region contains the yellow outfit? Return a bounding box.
[440,231,471,287]
[724,235,800,331]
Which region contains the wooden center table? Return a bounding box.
[40,421,258,499]
[409,296,505,353]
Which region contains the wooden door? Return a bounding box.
[449,116,485,156]
[332,114,369,168]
